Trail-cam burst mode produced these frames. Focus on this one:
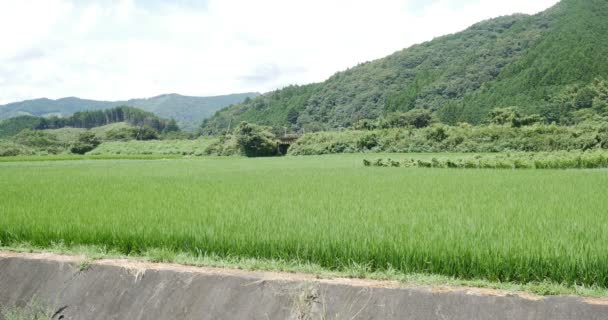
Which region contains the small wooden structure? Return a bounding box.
[277,134,301,155]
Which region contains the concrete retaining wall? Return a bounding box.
[0,252,606,320]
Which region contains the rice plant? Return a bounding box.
[1,154,608,287]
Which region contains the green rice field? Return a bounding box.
[1,154,608,288]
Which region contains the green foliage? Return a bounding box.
[2,129,63,155]
[356,132,379,150]
[201,85,319,135]
[132,126,160,141]
[38,106,176,133]
[0,141,35,157]
[105,126,159,141]
[70,131,101,155]
[160,130,197,140]
[201,0,608,131]
[0,106,178,141]
[163,119,180,133]
[0,300,52,320]
[202,135,241,156]
[234,122,278,157]
[288,123,608,155]
[88,138,215,156]
[105,127,136,141]
[547,78,608,123]
[3,156,608,287]
[0,93,258,131]
[365,151,608,169]
[0,116,42,138]
[378,109,434,129]
[11,129,59,150]
[487,107,544,127]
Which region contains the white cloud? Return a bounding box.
[0,0,559,104]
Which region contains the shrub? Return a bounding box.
[70,131,101,155]
[234,122,278,157]
[364,151,608,170]
[288,124,608,156]
[106,126,159,141]
[12,129,59,148]
[356,133,379,150]
[0,141,35,157]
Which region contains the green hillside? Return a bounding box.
[201,0,608,133]
[0,93,259,131]
[0,106,174,139]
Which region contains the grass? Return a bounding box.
[4,242,607,297]
[1,154,608,293]
[0,154,185,162]
[87,138,215,156]
[0,299,52,320]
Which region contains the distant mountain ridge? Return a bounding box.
[201,0,608,133]
[0,92,259,131]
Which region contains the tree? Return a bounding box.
[134,126,159,140]
[105,126,159,141]
[70,131,101,154]
[379,109,434,129]
[574,86,596,109]
[286,108,299,125]
[163,119,180,133]
[488,107,543,127]
[488,107,519,126]
[234,122,278,157]
[106,128,136,141]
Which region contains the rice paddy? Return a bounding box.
[1,154,608,288]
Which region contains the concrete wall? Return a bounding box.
[0,252,607,320]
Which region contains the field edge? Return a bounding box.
[1,244,606,299]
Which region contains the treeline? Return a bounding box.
[0,106,180,139]
[288,123,608,155]
[37,106,179,132]
[0,106,184,157]
[283,78,608,156]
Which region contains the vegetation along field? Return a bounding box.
[2,155,608,290]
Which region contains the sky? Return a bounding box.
[0,0,559,104]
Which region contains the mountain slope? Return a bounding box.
[0,93,259,131]
[456,0,608,122]
[201,0,608,133]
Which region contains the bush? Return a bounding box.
[0,141,35,157]
[356,133,379,150]
[106,126,159,141]
[234,122,278,157]
[288,124,608,155]
[363,151,608,170]
[203,135,241,156]
[70,131,101,154]
[12,129,59,148]
[379,109,434,129]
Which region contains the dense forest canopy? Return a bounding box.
[201,0,608,134]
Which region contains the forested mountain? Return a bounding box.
[201,0,608,134]
[0,93,259,131]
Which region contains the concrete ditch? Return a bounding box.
[1,251,607,320]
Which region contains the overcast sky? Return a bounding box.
[0,0,559,104]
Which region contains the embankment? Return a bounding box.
[1,252,606,320]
